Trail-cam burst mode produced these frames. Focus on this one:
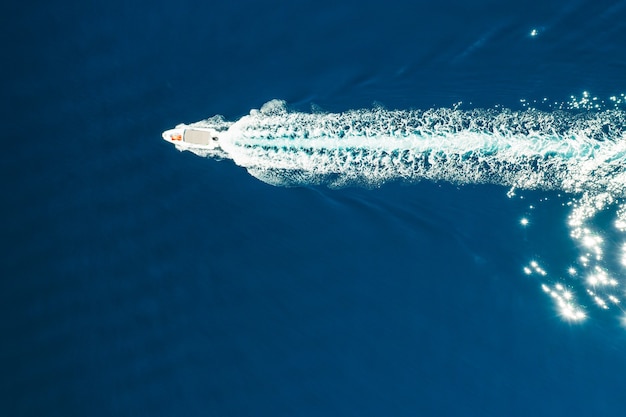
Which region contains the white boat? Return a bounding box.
[162,125,222,150]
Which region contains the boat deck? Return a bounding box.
[184,129,217,145]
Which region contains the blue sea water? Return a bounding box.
[2,0,626,416]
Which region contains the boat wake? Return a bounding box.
[183,99,626,192]
[168,99,626,324]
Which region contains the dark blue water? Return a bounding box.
[3,0,626,416]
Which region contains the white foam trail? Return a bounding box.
[176,99,626,324]
[188,100,626,192]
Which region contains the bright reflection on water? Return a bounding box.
[517,189,625,324]
[523,259,586,322]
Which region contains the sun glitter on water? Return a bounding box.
[518,190,626,324]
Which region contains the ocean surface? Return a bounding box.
[3,0,626,415]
